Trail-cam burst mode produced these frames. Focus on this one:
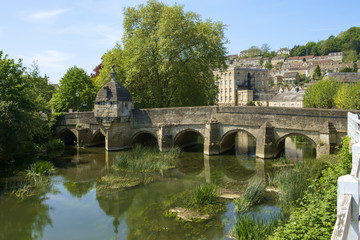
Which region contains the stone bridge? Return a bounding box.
[54,106,355,159]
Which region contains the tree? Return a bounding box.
[51,66,96,112]
[0,52,53,161]
[342,50,357,63]
[106,0,228,108]
[247,46,261,57]
[265,61,272,70]
[335,82,360,110]
[261,43,271,54]
[94,44,125,90]
[303,78,341,108]
[312,65,322,80]
[24,62,56,113]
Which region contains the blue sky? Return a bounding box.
[1,0,359,84]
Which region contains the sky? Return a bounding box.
[1,0,359,84]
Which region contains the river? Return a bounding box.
[0,136,315,239]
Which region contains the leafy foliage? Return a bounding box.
[303,78,341,108]
[0,52,57,162]
[289,27,360,61]
[51,66,96,112]
[270,137,352,239]
[96,0,228,108]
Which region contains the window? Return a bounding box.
[229,72,232,80]
[262,81,265,86]
[225,88,227,92]
[229,88,232,92]
[230,80,232,85]
[257,80,260,86]
[221,96,223,101]
[225,80,227,85]
[225,73,227,79]
[229,96,232,101]
[225,96,227,101]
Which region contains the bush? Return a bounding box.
[194,184,217,204]
[27,161,55,176]
[235,179,265,212]
[45,139,65,151]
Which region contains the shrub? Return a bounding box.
[45,138,65,151]
[235,179,265,212]
[194,184,217,204]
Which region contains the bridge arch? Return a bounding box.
[174,129,204,151]
[131,131,158,147]
[276,133,317,160]
[219,129,257,154]
[90,129,106,146]
[57,128,77,145]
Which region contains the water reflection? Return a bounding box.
[0,134,316,239]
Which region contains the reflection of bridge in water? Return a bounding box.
[55,106,353,159]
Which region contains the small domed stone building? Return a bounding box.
[94,67,134,150]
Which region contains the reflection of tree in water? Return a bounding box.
[64,181,94,199]
[0,178,52,239]
[96,186,136,234]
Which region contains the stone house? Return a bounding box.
[268,90,304,108]
[283,72,300,85]
[214,67,272,106]
[277,47,290,55]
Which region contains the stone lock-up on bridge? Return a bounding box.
[55,67,358,159]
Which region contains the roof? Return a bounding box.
[270,91,304,102]
[284,72,299,78]
[95,79,132,102]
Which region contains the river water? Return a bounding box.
[0,137,315,240]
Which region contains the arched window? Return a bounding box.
[229,72,232,80]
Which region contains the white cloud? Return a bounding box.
[27,9,70,21]
[54,24,123,47]
[19,50,74,71]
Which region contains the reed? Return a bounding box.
[194,184,217,204]
[113,145,181,172]
[235,179,265,212]
[273,168,309,208]
[26,161,55,176]
[232,213,284,240]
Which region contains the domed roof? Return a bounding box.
[95,66,132,102]
[95,79,132,102]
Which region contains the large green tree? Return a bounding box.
[97,0,227,108]
[303,78,341,108]
[51,66,96,112]
[0,52,55,161]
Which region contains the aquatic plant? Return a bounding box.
[272,168,309,208]
[232,213,285,240]
[235,179,265,212]
[26,161,55,176]
[113,145,180,172]
[194,184,217,205]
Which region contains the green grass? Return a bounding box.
[235,179,265,212]
[26,161,55,176]
[113,145,181,172]
[232,213,285,240]
[194,184,217,204]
